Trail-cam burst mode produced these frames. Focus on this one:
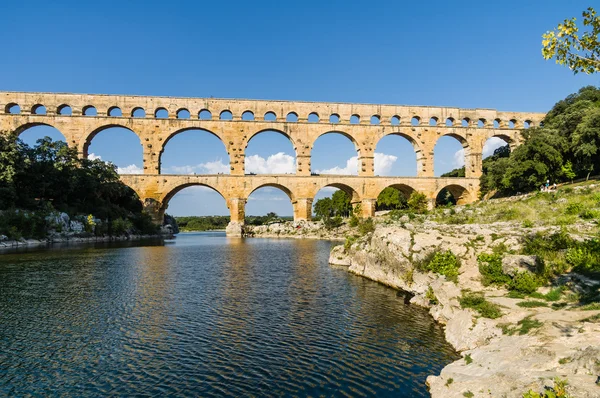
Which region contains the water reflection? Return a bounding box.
[0,232,458,396]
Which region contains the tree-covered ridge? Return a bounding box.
[0,133,157,238]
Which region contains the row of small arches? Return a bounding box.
[4,102,536,129]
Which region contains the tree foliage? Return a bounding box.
[483,86,600,196]
[313,190,352,220]
[0,133,157,237]
[542,7,600,74]
[376,187,408,210]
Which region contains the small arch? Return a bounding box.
[176,108,190,119]
[478,118,486,128]
[391,115,400,126]
[31,104,47,115]
[411,116,420,126]
[132,107,146,118]
[523,120,532,129]
[436,185,470,206]
[371,115,381,125]
[484,136,512,160]
[264,111,276,122]
[308,112,319,123]
[429,117,438,126]
[329,114,340,124]
[83,105,97,116]
[199,109,212,120]
[155,108,169,118]
[509,119,516,128]
[286,112,298,122]
[242,110,255,121]
[350,114,360,124]
[445,118,454,127]
[493,119,501,128]
[108,106,122,117]
[5,103,20,114]
[461,118,470,127]
[57,104,72,116]
[220,110,233,121]
[375,184,416,211]
[539,121,545,128]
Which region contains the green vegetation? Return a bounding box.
[478,254,512,286]
[459,292,503,319]
[176,216,230,231]
[415,250,461,282]
[425,286,438,305]
[376,187,408,211]
[357,217,375,235]
[464,353,473,365]
[523,377,571,397]
[542,7,600,75]
[500,316,543,336]
[0,134,158,239]
[443,86,600,197]
[445,378,453,387]
[516,300,549,308]
[463,391,474,398]
[313,190,352,220]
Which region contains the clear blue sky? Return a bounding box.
[4,0,598,216]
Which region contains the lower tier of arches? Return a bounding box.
[120,174,480,236]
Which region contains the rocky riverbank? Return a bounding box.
[245,220,347,240]
[329,220,600,397]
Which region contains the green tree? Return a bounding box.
[407,191,428,214]
[376,187,408,210]
[313,197,333,220]
[331,190,352,217]
[542,7,600,74]
[561,160,576,182]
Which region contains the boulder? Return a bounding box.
[502,255,538,276]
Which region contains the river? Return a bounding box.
[0,232,458,396]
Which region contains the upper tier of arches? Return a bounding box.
[0,92,545,130]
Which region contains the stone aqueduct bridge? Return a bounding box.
[0,91,545,235]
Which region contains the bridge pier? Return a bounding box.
[293,198,313,221]
[226,198,246,237]
[360,198,377,218]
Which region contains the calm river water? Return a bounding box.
[0,232,458,397]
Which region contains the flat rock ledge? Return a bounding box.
[329,223,600,398]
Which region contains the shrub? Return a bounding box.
[464,354,473,365]
[565,202,583,215]
[426,286,438,305]
[565,239,600,273]
[416,250,461,282]
[522,219,534,228]
[517,300,549,308]
[349,214,359,227]
[478,253,511,286]
[509,271,541,294]
[111,217,133,236]
[344,236,356,253]
[407,191,429,214]
[358,218,375,235]
[459,292,503,319]
[579,209,599,220]
[501,316,543,336]
[324,215,343,230]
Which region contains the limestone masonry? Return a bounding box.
[0,91,545,234]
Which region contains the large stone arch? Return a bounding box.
[309,130,360,155]
[158,127,230,174]
[159,182,227,214]
[375,183,416,201]
[245,182,296,203]
[244,128,298,157]
[314,182,361,204]
[374,131,422,175]
[80,123,142,158]
[13,121,66,139]
[435,184,472,206]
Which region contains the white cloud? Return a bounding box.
[118,164,144,174]
[453,149,465,168]
[88,153,102,161]
[483,137,507,158]
[316,152,398,175]
[162,159,230,175]
[245,152,295,174]
[374,153,398,176]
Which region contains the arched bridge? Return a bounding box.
[0,91,545,235]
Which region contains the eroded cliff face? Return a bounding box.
[330,222,600,398]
